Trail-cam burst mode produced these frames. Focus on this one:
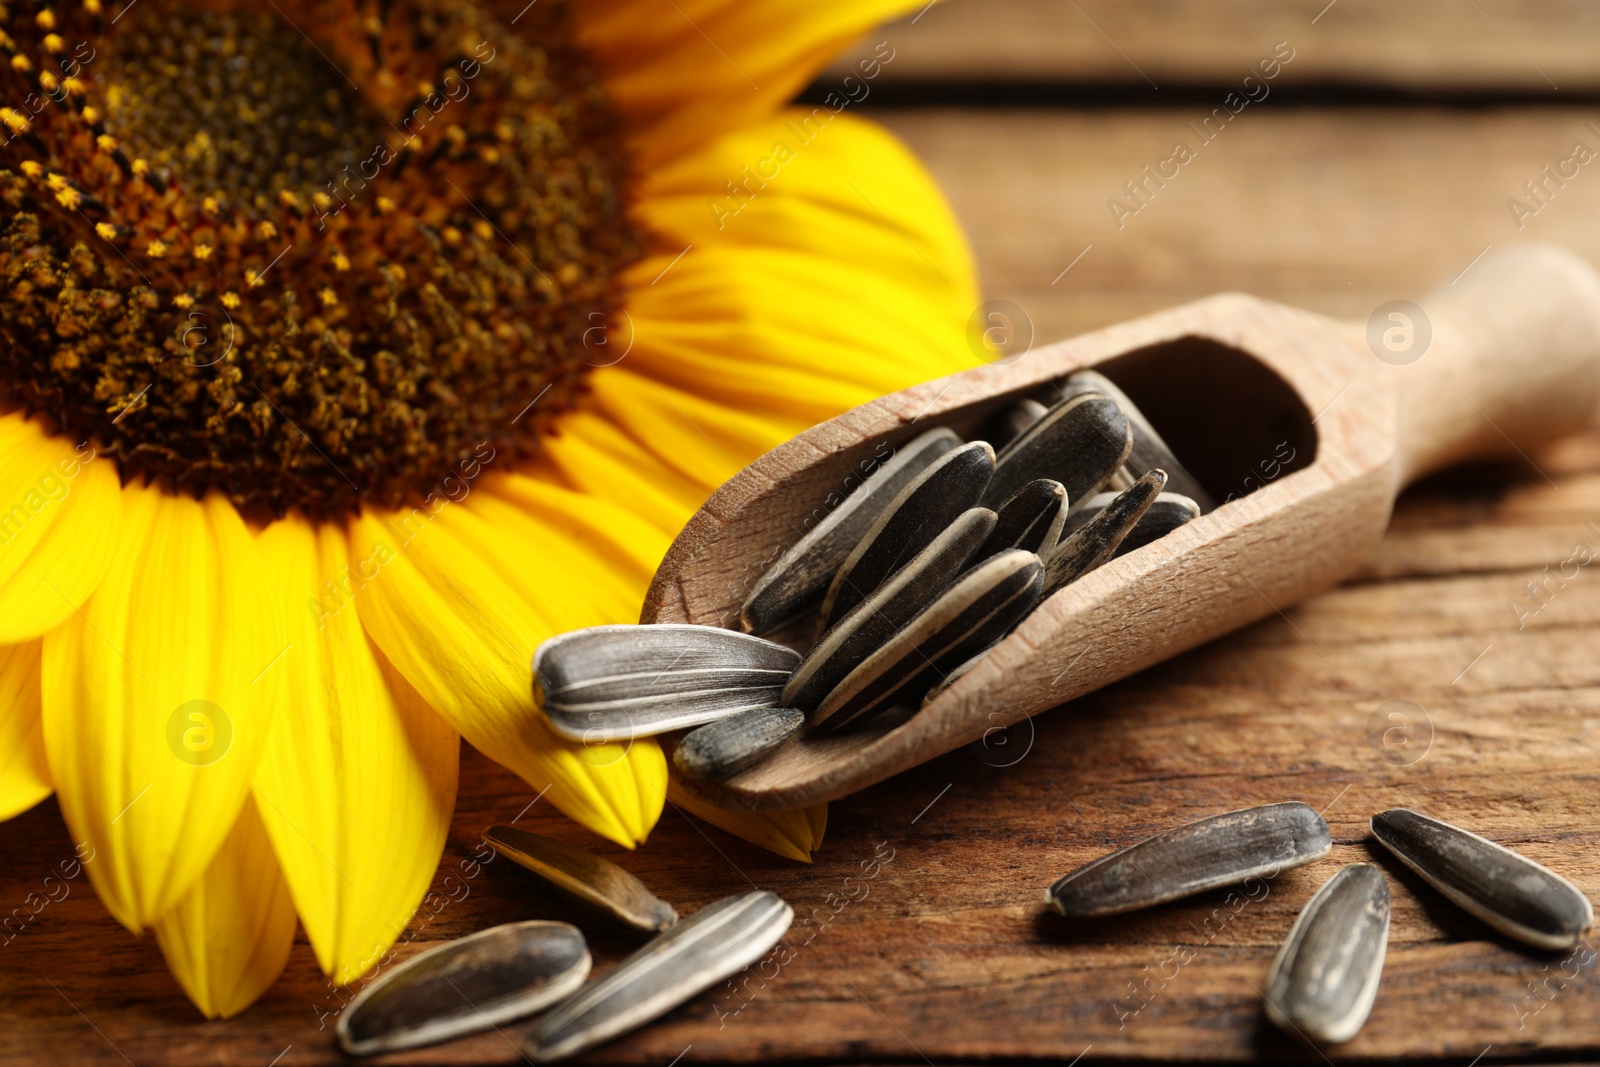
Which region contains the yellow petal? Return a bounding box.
[667,781,825,864]
[349,498,666,847]
[152,799,296,1019]
[575,0,943,168]
[41,484,285,929]
[539,414,708,537]
[0,412,122,642]
[254,516,459,985]
[0,639,50,820]
[627,110,979,406]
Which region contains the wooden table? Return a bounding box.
[6,2,1600,1063]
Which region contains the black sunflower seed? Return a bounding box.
[534,625,799,742]
[784,507,997,713]
[982,391,1130,513]
[1043,470,1167,595]
[817,440,996,631]
[1370,808,1595,950]
[980,478,1068,558]
[338,921,590,1056]
[812,549,1044,732]
[1045,801,1331,917]
[1264,863,1390,1046]
[1063,490,1200,557]
[673,706,807,781]
[483,825,678,932]
[526,890,793,1064]
[739,427,962,634]
[1064,370,1215,512]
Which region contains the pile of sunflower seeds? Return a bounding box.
[534,370,1214,780]
[339,828,794,1060]
[1046,802,1595,1046]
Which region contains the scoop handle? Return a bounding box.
[1385,244,1600,486]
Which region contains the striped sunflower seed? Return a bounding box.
[784,507,997,713]
[1064,490,1200,557]
[1370,808,1595,949]
[673,706,807,781]
[338,920,590,1056]
[1046,801,1331,917]
[534,624,800,742]
[982,390,1130,513]
[1063,370,1215,512]
[483,825,678,932]
[739,427,962,634]
[526,890,793,1064]
[812,549,1044,732]
[1043,470,1167,595]
[984,397,1048,447]
[817,440,996,631]
[980,478,1068,558]
[1264,864,1390,1045]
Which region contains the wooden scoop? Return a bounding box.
[641,244,1600,812]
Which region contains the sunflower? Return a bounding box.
[0,0,978,1019]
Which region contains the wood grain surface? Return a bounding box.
[827,1,1600,91]
[8,6,1600,1065]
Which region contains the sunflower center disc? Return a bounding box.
[0,0,641,517]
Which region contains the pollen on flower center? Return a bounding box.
[0,0,641,517]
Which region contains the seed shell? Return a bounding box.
[1264,864,1390,1045]
[739,427,962,634]
[980,478,1068,558]
[784,507,997,712]
[1043,470,1167,595]
[526,890,793,1064]
[1046,801,1332,917]
[1370,808,1595,949]
[673,706,807,780]
[338,920,590,1056]
[534,625,800,742]
[982,391,1130,512]
[813,549,1044,732]
[1063,370,1215,511]
[1065,490,1200,557]
[818,440,996,631]
[483,825,679,932]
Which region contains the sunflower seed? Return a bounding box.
[983,391,1130,512]
[818,440,996,631]
[1043,470,1167,594]
[980,479,1068,558]
[1369,808,1595,949]
[1263,863,1389,1045]
[483,825,678,932]
[1046,801,1331,917]
[673,706,807,780]
[526,890,793,1064]
[1064,370,1215,512]
[1064,490,1200,556]
[985,397,1048,447]
[535,625,799,742]
[813,549,1044,732]
[740,427,962,634]
[785,507,997,712]
[338,920,590,1056]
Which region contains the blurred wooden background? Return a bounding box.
[6,2,1600,1064]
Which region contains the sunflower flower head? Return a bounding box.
[0,0,977,1022]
